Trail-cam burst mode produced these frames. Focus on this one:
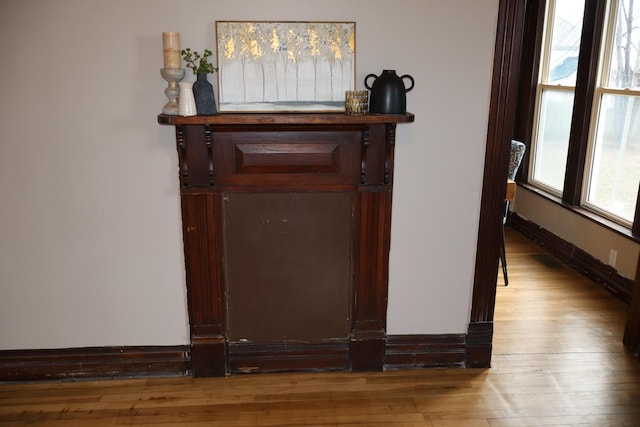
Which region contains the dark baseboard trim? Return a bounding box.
[465,322,493,368]
[228,335,469,374]
[0,345,190,382]
[384,334,466,370]
[227,339,350,374]
[1,334,478,381]
[510,212,634,303]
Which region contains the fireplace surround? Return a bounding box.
[159,112,414,376]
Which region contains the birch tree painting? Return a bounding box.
[216,21,355,112]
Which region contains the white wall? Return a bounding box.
[0,0,499,350]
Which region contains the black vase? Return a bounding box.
[192,73,217,115]
[364,70,414,114]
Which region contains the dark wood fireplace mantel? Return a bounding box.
[159,112,414,376]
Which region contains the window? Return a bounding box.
[584,0,640,225]
[530,0,585,194]
[527,0,640,229]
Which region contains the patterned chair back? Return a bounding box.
[508,140,526,180]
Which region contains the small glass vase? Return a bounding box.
[192,73,217,115]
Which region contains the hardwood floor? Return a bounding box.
[2,227,640,426]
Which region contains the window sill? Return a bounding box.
[520,183,640,244]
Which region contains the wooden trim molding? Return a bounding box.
[562,0,607,204]
[623,248,640,359]
[0,336,474,381]
[385,335,466,370]
[468,0,527,368]
[227,340,350,374]
[634,184,640,237]
[509,213,634,303]
[0,346,190,382]
[465,322,494,368]
[210,335,469,374]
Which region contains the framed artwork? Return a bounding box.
[215,21,356,112]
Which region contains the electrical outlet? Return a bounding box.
[608,249,617,268]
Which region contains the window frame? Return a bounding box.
[581,0,640,227]
[528,0,582,196]
[515,0,640,236]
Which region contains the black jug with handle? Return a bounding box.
[364,70,414,114]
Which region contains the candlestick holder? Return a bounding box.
[160,68,186,115]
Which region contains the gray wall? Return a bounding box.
[0,0,499,350]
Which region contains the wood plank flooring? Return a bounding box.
[2,227,640,426]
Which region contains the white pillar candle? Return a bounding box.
[162,32,181,69]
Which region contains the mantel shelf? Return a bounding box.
[158,112,414,126]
